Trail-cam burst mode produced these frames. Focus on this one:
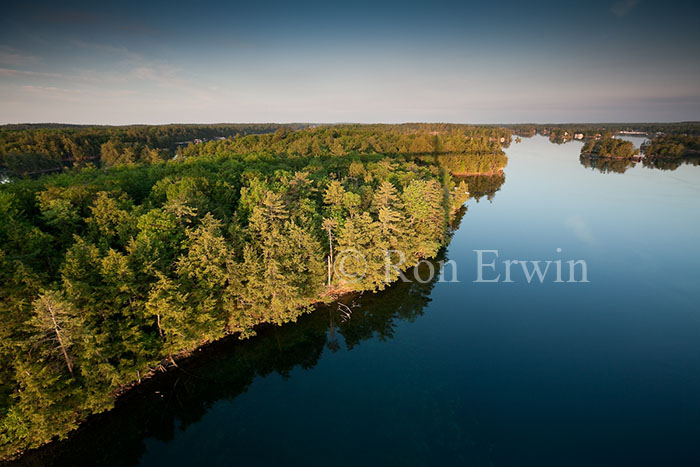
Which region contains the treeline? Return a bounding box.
[0,124,303,177]
[429,153,508,175]
[581,137,638,159]
[182,124,512,158]
[505,122,700,140]
[644,134,700,159]
[183,124,511,175]
[0,128,479,457]
[1,123,511,179]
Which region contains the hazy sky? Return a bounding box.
[1,0,699,124]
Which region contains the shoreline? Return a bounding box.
[0,148,504,462]
[2,288,361,462]
[2,249,454,462]
[451,168,505,177]
[580,153,636,160]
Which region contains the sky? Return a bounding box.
[1,0,699,124]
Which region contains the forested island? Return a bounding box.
[0,124,509,459]
[580,137,639,159]
[577,133,700,172]
[644,134,700,159]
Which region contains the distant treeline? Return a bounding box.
[504,122,700,143]
[0,124,305,177]
[183,123,511,157]
[1,123,511,179]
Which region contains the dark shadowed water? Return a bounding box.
[16,135,700,466]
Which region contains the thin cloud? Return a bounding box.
[0,68,63,79]
[69,40,146,62]
[0,45,39,66]
[22,85,79,95]
[611,0,640,16]
[21,85,138,100]
[130,66,218,101]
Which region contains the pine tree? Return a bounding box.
[28,291,79,377]
[322,218,337,286]
[372,181,401,210]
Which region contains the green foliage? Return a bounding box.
[0,123,509,459]
[581,137,638,159]
[645,134,700,159]
[0,123,303,177]
[181,123,511,164]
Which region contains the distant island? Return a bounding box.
[498,122,700,168]
[644,134,700,159]
[580,137,639,159]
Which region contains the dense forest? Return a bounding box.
[580,137,639,159]
[10,250,459,466]
[181,124,511,175]
[0,124,508,459]
[1,123,510,180]
[181,125,510,177]
[0,124,304,177]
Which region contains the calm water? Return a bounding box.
[20,136,700,466]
